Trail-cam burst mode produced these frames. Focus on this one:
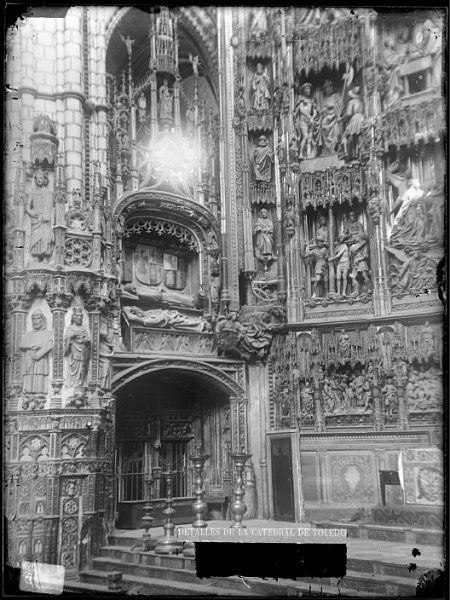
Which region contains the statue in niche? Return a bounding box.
[328,235,350,296]
[159,79,173,120]
[25,169,54,262]
[64,307,91,388]
[320,80,342,153]
[341,87,364,160]
[349,234,370,294]
[381,377,398,415]
[253,208,274,262]
[297,335,311,380]
[294,82,320,159]
[138,92,147,124]
[19,309,53,396]
[309,215,329,249]
[300,381,314,418]
[380,38,404,110]
[380,330,393,370]
[343,211,365,245]
[420,321,436,359]
[253,135,273,182]
[337,329,351,360]
[323,377,341,413]
[185,102,195,134]
[305,247,328,298]
[99,320,114,391]
[251,63,270,111]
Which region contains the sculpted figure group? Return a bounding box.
[290,79,364,160]
[305,211,370,298]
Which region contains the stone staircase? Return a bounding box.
[63,530,437,597]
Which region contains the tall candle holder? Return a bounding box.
[183,443,210,558]
[155,462,183,555]
[190,442,210,528]
[229,446,252,529]
[131,474,154,551]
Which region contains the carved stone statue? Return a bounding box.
[159,79,173,121]
[19,309,53,395]
[381,378,398,415]
[337,329,351,360]
[328,235,350,295]
[380,39,404,110]
[386,174,426,248]
[343,211,365,245]
[341,87,364,159]
[138,92,147,124]
[294,82,320,159]
[314,215,330,249]
[253,208,274,262]
[25,169,54,262]
[320,80,342,153]
[238,314,273,360]
[64,307,91,388]
[385,247,435,295]
[420,321,436,359]
[349,234,370,294]
[124,305,208,332]
[253,135,273,182]
[251,63,270,111]
[300,381,314,417]
[185,102,195,134]
[305,247,328,298]
[99,320,114,390]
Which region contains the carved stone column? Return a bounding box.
[314,385,324,432]
[8,294,33,410]
[47,290,73,407]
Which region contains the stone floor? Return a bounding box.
[114,519,445,570]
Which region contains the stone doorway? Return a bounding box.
[114,368,234,529]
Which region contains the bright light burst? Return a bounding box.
[138,130,199,194]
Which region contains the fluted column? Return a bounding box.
[63,8,84,194]
[47,291,73,407]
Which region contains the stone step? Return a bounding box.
[101,544,429,582]
[90,555,418,597]
[312,521,443,547]
[80,569,258,596]
[348,556,429,579]
[101,544,197,570]
[64,579,121,595]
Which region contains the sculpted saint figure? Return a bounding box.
[253,208,274,261]
[99,320,114,390]
[19,310,53,395]
[25,169,54,262]
[341,87,364,159]
[320,80,341,153]
[159,79,173,120]
[64,307,91,387]
[251,63,270,111]
[138,92,147,124]
[338,329,351,359]
[253,135,273,182]
[328,235,350,295]
[294,82,320,159]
